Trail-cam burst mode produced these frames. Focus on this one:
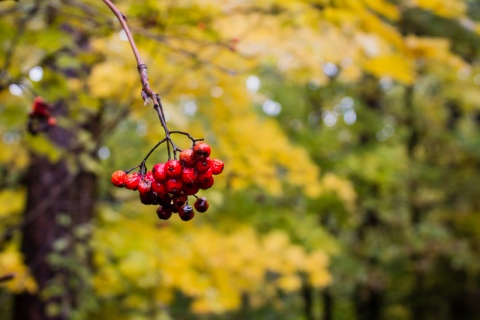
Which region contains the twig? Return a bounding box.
[0,274,15,283]
[101,0,159,105]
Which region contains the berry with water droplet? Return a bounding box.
[178,205,195,221]
[194,197,209,213]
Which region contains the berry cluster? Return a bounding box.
[27,97,56,135]
[111,142,223,221]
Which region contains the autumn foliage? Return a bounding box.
[1,0,480,319]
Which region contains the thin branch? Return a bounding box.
[0,274,15,283]
[101,0,159,105]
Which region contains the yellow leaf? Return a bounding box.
[363,54,415,84]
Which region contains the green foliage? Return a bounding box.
[1,0,480,319]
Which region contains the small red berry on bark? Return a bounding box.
[178,205,195,221]
[179,149,196,167]
[195,158,211,173]
[194,197,209,213]
[47,117,57,127]
[125,173,141,190]
[166,178,183,194]
[198,176,214,190]
[156,205,173,220]
[211,159,224,175]
[165,160,183,178]
[181,167,198,184]
[193,142,211,160]
[111,170,126,187]
[182,182,200,196]
[32,97,51,117]
[152,163,166,181]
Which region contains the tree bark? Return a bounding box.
[13,109,100,319]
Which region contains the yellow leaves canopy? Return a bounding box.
[93,214,332,315]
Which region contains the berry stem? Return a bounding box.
[169,131,204,144]
[124,165,140,174]
[153,104,178,160]
[140,137,168,167]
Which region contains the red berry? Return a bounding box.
[157,194,172,206]
[173,194,188,207]
[194,197,209,213]
[145,171,154,182]
[111,170,126,187]
[151,180,167,195]
[156,205,173,220]
[139,190,156,205]
[178,205,195,221]
[47,117,56,126]
[182,182,200,196]
[181,167,198,184]
[32,97,51,117]
[195,158,211,173]
[125,173,141,190]
[152,163,166,181]
[198,176,214,190]
[197,168,213,184]
[193,142,211,160]
[171,203,181,213]
[165,160,183,178]
[211,159,224,175]
[138,179,152,194]
[179,149,196,167]
[166,178,183,194]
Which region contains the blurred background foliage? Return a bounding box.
[1,0,480,319]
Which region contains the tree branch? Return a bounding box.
[0,273,15,283]
[101,0,159,105]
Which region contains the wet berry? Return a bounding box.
[178,205,195,221]
[111,170,126,187]
[182,182,200,196]
[197,169,213,184]
[157,194,172,206]
[173,194,188,207]
[179,149,196,167]
[194,197,209,213]
[193,142,211,160]
[139,190,156,205]
[195,158,211,173]
[211,159,224,175]
[165,160,183,178]
[181,167,198,184]
[145,171,154,182]
[198,176,214,190]
[156,205,173,220]
[151,180,167,195]
[138,179,152,194]
[166,178,183,194]
[152,163,166,181]
[125,172,141,190]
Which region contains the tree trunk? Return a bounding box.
[13,111,100,319]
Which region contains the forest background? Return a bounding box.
[1,0,480,319]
